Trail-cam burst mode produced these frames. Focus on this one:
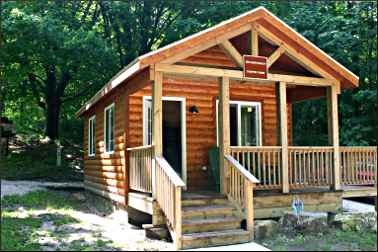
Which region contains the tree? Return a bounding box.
[1,1,117,140]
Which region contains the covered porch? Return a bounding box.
[125,66,377,248]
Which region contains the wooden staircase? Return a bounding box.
[180,192,251,249]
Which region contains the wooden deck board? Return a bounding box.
[341,185,377,198]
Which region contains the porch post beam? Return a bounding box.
[152,71,163,199]
[327,83,341,190]
[279,82,289,193]
[219,76,230,194]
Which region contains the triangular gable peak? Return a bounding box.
[178,31,318,77]
[77,7,359,117]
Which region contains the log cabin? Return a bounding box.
[77,7,377,249]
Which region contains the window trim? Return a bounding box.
[216,100,262,146]
[88,115,96,157]
[104,103,115,154]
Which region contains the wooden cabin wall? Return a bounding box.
[129,77,292,190]
[83,90,127,205]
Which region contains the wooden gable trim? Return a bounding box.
[141,8,266,65]
[219,40,244,68]
[257,12,358,87]
[161,24,252,65]
[156,63,334,86]
[267,45,285,68]
[253,22,337,82]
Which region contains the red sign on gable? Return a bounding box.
[243,55,268,79]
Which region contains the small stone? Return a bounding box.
[254,220,279,240]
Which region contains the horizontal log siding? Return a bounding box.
[129,77,291,190]
[83,91,126,204]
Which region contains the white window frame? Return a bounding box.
[216,100,262,146]
[88,115,96,157]
[142,96,187,187]
[104,103,115,154]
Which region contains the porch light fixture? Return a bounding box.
[189,105,199,114]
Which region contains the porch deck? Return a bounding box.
[129,185,376,220]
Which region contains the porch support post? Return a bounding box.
[327,84,341,191]
[279,82,289,193]
[219,76,230,194]
[152,71,163,199]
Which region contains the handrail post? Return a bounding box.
[175,187,182,249]
[245,180,254,240]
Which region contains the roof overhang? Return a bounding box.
[76,6,359,117]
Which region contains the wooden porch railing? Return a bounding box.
[224,155,259,239]
[340,147,377,186]
[230,147,282,189]
[288,147,334,188]
[155,156,185,248]
[127,145,154,193]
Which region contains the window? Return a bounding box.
[104,103,115,153]
[143,98,153,145]
[216,100,262,146]
[88,115,96,156]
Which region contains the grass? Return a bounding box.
[0,143,83,182]
[0,190,115,251]
[261,227,377,251]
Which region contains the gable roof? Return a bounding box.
[77,6,359,117]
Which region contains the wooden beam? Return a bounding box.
[162,24,252,64]
[327,84,341,191]
[253,23,338,82]
[245,181,254,240]
[279,82,289,193]
[155,63,334,86]
[152,71,163,199]
[251,29,259,55]
[219,40,244,68]
[219,76,230,194]
[267,45,285,68]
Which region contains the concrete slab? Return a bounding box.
[343,199,375,213]
[184,242,270,251]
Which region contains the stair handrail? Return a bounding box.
[155,156,185,249]
[224,154,259,240]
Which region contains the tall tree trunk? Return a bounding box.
[45,96,60,140]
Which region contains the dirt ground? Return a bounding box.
[1,180,174,251]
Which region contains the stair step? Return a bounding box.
[182,217,242,233]
[182,229,251,249]
[182,197,229,207]
[182,192,226,200]
[182,205,237,219]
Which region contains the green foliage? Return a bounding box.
[261,227,377,251]
[0,143,83,181]
[1,190,83,251]
[1,0,376,146]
